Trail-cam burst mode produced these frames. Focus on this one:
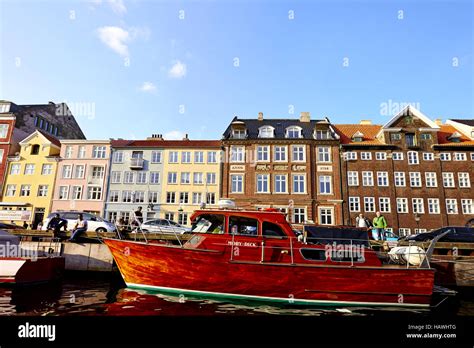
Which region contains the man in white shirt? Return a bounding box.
[69,214,89,242]
[355,213,371,228]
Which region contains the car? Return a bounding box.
[0,222,24,230]
[42,211,116,233]
[140,219,191,234]
[401,226,474,243]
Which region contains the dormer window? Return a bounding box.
[352,131,364,142]
[232,128,246,139]
[31,144,40,155]
[258,126,275,138]
[285,126,302,139]
[0,104,10,113]
[314,130,332,140]
[448,131,462,143]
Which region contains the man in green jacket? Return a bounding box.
[373,211,388,241]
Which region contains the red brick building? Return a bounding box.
[334,106,474,236]
[222,112,344,225]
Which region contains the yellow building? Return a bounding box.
[160,140,222,226]
[1,130,60,228]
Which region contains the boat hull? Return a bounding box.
[104,239,435,308]
[0,257,65,285]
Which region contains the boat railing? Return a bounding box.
[19,236,62,258]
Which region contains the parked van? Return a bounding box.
[42,211,116,232]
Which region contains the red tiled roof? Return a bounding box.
[111,139,222,148]
[37,129,61,147]
[437,125,474,147]
[333,124,385,145]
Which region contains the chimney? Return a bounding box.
[360,120,372,125]
[146,133,163,140]
[183,133,189,140]
[258,112,263,121]
[300,112,310,123]
[434,118,443,126]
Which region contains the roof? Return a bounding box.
[381,105,440,129]
[333,124,385,145]
[19,129,61,147]
[449,119,474,126]
[222,117,332,140]
[111,139,222,148]
[436,125,474,147]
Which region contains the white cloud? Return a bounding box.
[97,26,130,57]
[168,61,187,79]
[108,0,126,14]
[140,82,157,93]
[164,130,186,140]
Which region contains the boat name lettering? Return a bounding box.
[227,241,257,247]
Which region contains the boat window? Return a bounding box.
[229,216,258,236]
[300,249,327,261]
[192,214,225,234]
[262,222,287,238]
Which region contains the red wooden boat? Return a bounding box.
[104,208,437,308]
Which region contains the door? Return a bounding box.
[261,221,293,263]
[405,133,416,147]
[33,208,45,229]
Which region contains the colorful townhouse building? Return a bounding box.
[1,130,61,228]
[50,140,111,216]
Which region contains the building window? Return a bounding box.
[65,146,73,159]
[72,186,82,200]
[206,173,216,185]
[124,171,135,184]
[440,153,451,161]
[446,199,458,214]
[391,133,401,141]
[0,124,9,138]
[149,192,159,204]
[109,191,120,202]
[458,173,470,188]
[344,152,357,161]
[86,187,102,200]
[420,133,432,140]
[169,151,179,163]
[427,198,440,214]
[150,172,160,184]
[113,151,124,163]
[362,171,374,186]
[319,207,334,225]
[134,191,145,203]
[291,145,305,162]
[317,147,331,163]
[10,164,20,175]
[77,146,86,158]
[442,172,455,188]
[136,172,147,184]
[62,165,72,179]
[318,175,332,194]
[377,172,389,187]
[182,152,191,163]
[409,172,421,187]
[193,172,203,184]
[90,166,103,179]
[394,172,406,187]
[122,191,133,203]
[37,185,49,197]
[349,197,360,212]
[230,146,245,163]
[24,164,35,175]
[397,198,408,213]
[375,152,387,160]
[274,146,287,162]
[73,165,84,179]
[407,151,419,165]
[412,198,425,214]
[361,152,372,160]
[471,153,474,161]
[232,129,246,139]
[181,172,191,184]
[165,213,175,221]
[256,146,270,162]
[314,130,332,140]
[41,164,52,175]
[292,174,306,193]
[30,144,40,155]
[259,126,275,138]
[392,152,403,161]
[207,151,217,163]
[398,228,411,237]
[364,197,375,212]
[347,171,359,186]
[5,185,16,197]
[274,175,287,193]
[20,185,31,197]
[166,192,176,204]
[151,151,162,163]
[58,186,69,200]
[379,197,391,213]
[178,212,188,225]
[405,133,416,147]
[230,174,244,193]
[256,174,269,193]
[92,146,107,159]
[454,153,466,161]
[168,172,177,184]
[192,192,202,205]
[293,208,306,224]
[422,153,434,161]
[179,192,189,204]
[425,172,438,187]
[206,192,216,205]
[194,151,204,163]
[111,171,122,184]
[286,126,302,138]
[461,199,474,215]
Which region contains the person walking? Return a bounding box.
[68,214,88,242]
[372,211,388,241]
[133,206,143,226]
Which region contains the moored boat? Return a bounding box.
[104,208,439,308]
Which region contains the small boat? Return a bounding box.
[0,230,65,285]
[104,208,440,308]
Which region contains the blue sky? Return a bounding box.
[1,0,473,140]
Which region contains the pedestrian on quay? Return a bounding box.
[355,213,372,229]
[47,213,68,239]
[22,221,28,229]
[68,214,88,243]
[133,206,143,226]
[372,211,388,241]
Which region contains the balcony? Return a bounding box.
[130,158,144,169]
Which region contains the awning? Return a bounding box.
[0,202,30,207]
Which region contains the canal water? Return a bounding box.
[0,274,473,317]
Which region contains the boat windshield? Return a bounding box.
[191,214,225,234]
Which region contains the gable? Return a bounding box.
[382,106,440,130]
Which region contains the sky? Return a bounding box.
[0,0,473,140]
